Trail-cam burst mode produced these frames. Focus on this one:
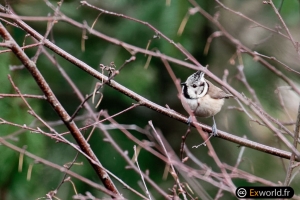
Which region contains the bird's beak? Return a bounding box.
[180,82,186,85]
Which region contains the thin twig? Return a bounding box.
[254,51,300,75]
[192,134,213,148]
[189,0,300,96]
[268,0,300,55]
[236,64,261,107]
[215,0,290,40]
[55,153,79,193]
[100,111,170,199]
[149,121,188,200]
[284,103,300,185]
[0,21,120,197]
[1,4,298,162]
[180,126,191,162]
[6,75,132,197]
[133,145,152,200]
[0,93,46,99]
[0,137,118,197]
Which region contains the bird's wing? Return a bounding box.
[206,80,233,99]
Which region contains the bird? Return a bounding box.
[180,70,233,136]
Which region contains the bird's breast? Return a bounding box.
[182,95,225,118]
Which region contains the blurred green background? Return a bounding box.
[0,0,300,199]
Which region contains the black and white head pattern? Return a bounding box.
[181,71,208,99]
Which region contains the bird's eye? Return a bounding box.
[192,84,197,88]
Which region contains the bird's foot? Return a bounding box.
[211,123,218,136]
[211,116,218,136]
[186,116,193,126]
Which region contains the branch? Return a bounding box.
[149,121,188,200]
[0,22,121,197]
[0,137,118,198]
[0,6,299,160]
[68,2,300,156]
[284,103,300,185]
[0,4,298,162]
[268,0,300,55]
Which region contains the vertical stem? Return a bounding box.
[0,22,120,197]
[284,103,300,185]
